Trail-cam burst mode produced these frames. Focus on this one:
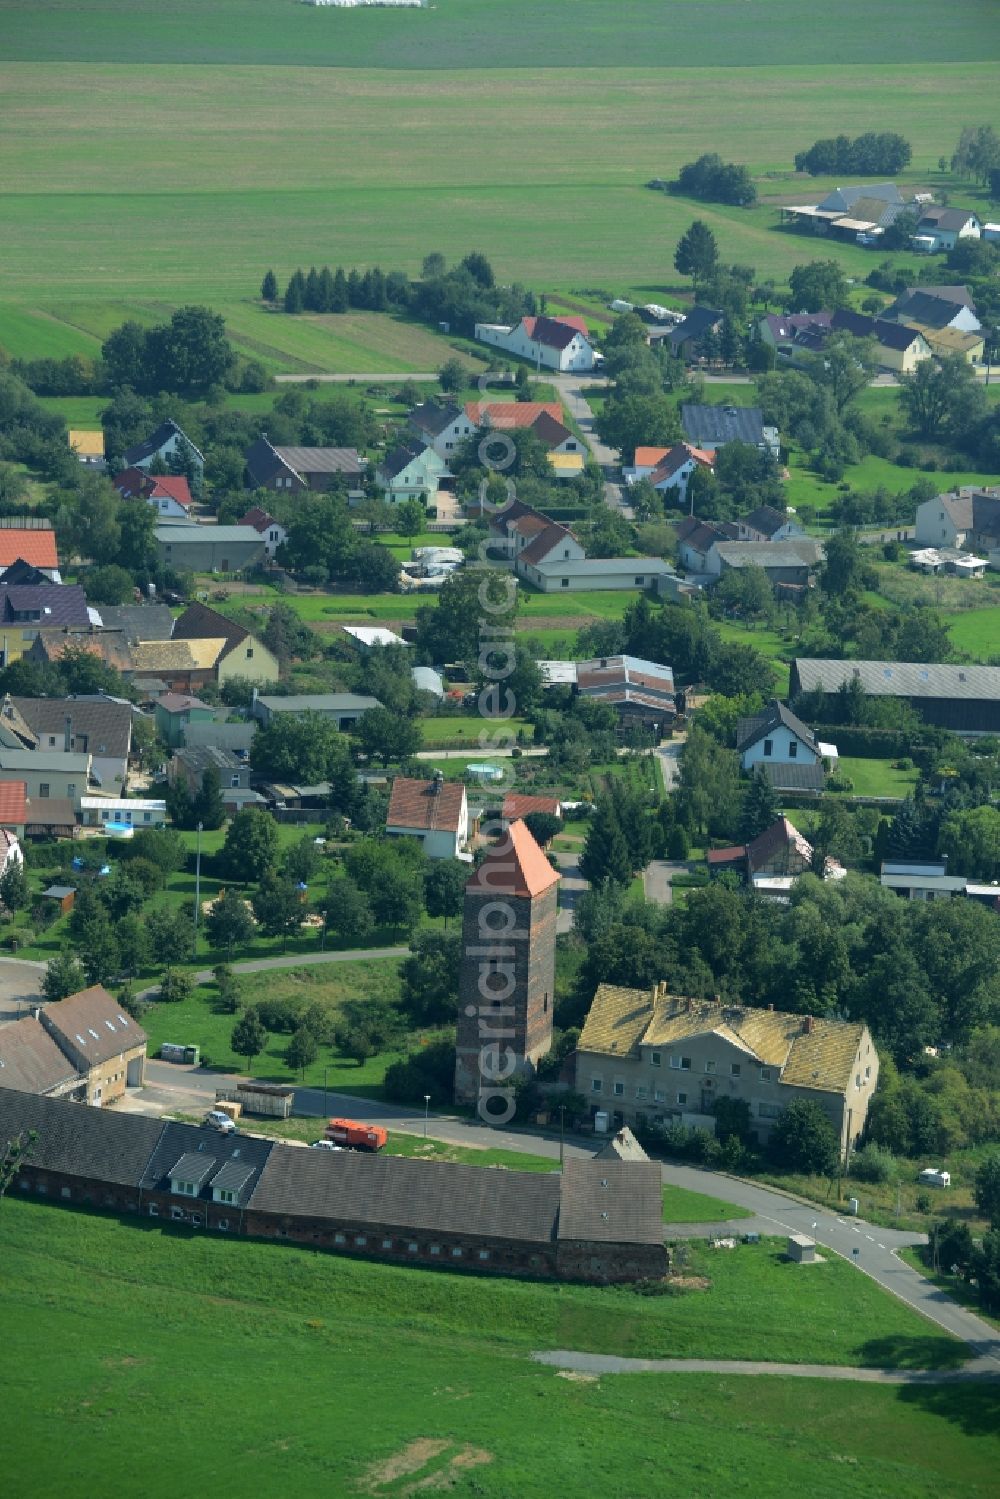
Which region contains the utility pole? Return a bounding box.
[192,820,204,954]
[424,1094,431,1139]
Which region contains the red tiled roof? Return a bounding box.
[705,844,746,865]
[0,530,58,570]
[386,776,466,834]
[465,402,563,429]
[519,522,577,566]
[502,793,561,821]
[0,780,27,826]
[147,475,192,507]
[521,314,590,347]
[466,819,560,899]
[239,506,281,534]
[633,446,672,469]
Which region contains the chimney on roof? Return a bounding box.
[803,1015,814,1034]
[64,716,72,753]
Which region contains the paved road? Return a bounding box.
[552,845,585,934]
[413,746,548,761]
[275,372,442,383]
[551,375,632,518]
[531,1351,1000,1382]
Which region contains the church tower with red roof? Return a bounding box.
[453,820,560,1116]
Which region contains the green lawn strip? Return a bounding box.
[419,715,529,747]
[661,1185,753,1224]
[3,1202,996,1499]
[832,756,920,799]
[210,1115,559,1171]
[944,606,1000,662]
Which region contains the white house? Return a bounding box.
[474,315,598,373]
[238,506,288,559]
[915,488,1000,550]
[375,439,450,501]
[385,775,470,860]
[121,419,205,478]
[913,208,982,252]
[675,518,733,575]
[408,402,477,461]
[513,523,586,582]
[733,505,806,543]
[735,700,835,771]
[886,286,981,335]
[643,444,715,506]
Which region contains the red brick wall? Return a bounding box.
[557,1240,667,1284]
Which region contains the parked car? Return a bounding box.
[203,1109,237,1135]
[310,1140,344,1151]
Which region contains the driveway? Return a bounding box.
[0,958,46,1023]
[642,859,687,906]
[655,735,685,792]
[551,374,632,518]
[552,845,585,933]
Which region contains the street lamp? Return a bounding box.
[424,1094,431,1138]
[192,820,204,954]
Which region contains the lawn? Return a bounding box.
[661,1184,752,1224]
[833,756,920,800]
[3,1201,995,1499]
[143,958,409,1094]
[419,715,530,747]
[944,606,1000,663]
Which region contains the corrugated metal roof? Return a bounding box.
[793,658,1000,700]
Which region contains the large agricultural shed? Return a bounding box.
[0,1088,666,1284]
[791,658,1000,735]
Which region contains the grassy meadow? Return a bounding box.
[3,1200,996,1498]
[2,53,999,320]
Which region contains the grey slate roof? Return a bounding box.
[0,1016,79,1095]
[274,445,364,476]
[10,696,132,759]
[714,540,822,569]
[168,1152,218,1188]
[409,401,462,438]
[557,1159,664,1245]
[0,1085,165,1186]
[736,700,818,754]
[669,307,723,351]
[0,583,90,628]
[140,1120,274,1205]
[760,761,826,793]
[681,403,767,447]
[95,604,175,641]
[793,658,1000,701]
[41,985,146,1068]
[211,1158,258,1196]
[817,183,903,213]
[249,1148,561,1242]
[174,743,245,776]
[255,693,381,716]
[831,308,927,353]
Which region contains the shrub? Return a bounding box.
[851,1142,896,1184]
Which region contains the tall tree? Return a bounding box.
[674,220,719,284]
[261,270,278,302]
[579,801,634,888]
[222,808,280,883]
[231,1007,266,1073]
[739,767,779,842]
[206,887,256,957]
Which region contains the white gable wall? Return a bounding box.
[742,725,818,770]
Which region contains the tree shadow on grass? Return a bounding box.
[897,1381,1000,1437]
[857,1333,970,1372]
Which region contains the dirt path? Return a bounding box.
[531,1351,1000,1383]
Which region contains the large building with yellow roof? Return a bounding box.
[576,982,878,1155]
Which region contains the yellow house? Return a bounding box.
[171,600,280,687]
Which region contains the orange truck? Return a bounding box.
[324,1117,388,1152]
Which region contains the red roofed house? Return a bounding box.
[385,774,470,860]
[454,820,560,1108]
[239,506,288,558]
[647,445,715,506]
[473,314,598,372]
[113,468,193,519]
[0,523,60,582]
[706,817,844,896]
[464,401,565,430]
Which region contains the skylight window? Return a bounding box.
[75,1033,86,1045]
[88,1028,99,1039]
[117,1015,129,1026]
[105,1020,116,1032]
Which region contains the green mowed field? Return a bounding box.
[2,60,998,303]
[945,606,1000,661]
[4,1203,995,1498]
[4,0,997,68]
[833,756,921,799]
